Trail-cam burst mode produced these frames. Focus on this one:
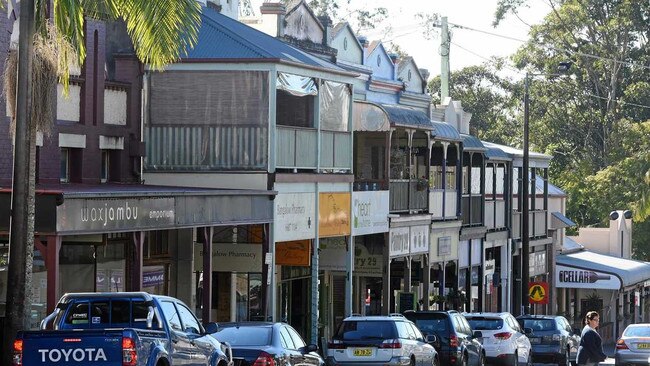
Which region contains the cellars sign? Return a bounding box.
[554,264,621,290]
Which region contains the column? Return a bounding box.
[130,231,145,291]
[382,232,391,315]
[423,254,430,310]
[44,236,61,314]
[345,235,354,317]
[202,227,213,324]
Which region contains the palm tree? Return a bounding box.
[2,1,201,363]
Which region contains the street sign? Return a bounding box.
[529,282,549,304]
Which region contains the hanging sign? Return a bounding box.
[410,225,429,255]
[555,264,621,290]
[274,193,316,242]
[351,191,389,236]
[389,227,410,257]
[276,240,311,267]
[319,192,351,237]
[484,259,496,276]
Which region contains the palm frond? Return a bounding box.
[53,0,87,66]
[110,0,201,70]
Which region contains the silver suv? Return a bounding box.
[326,314,439,366]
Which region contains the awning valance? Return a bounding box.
[483,142,511,161]
[461,134,487,152]
[431,121,462,142]
[380,103,433,130]
[556,249,650,290]
[353,101,390,132]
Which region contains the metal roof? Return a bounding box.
[551,211,576,228]
[557,250,650,289]
[431,121,462,142]
[184,7,344,73]
[482,141,511,161]
[461,134,487,152]
[380,104,433,130]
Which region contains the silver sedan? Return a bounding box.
[615,324,650,365]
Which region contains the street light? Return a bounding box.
[521,62,571,316]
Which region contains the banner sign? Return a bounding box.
[194,243,263,272]
[319,192,351,237]
[555,264,621,290]
[389,227,410,257]
[142,267,165,288]
[274,193,316,242]
[351,191,389,236]
[276,240,311,267]
[484,259,496,276]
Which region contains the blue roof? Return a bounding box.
[461,134,487,152]
[431,121,461,142]
[184,7,345,73]
[482,141,511,161]
[380,104,433,130]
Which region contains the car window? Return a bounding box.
[280,327,296,349]
[520,319,555,331]
[176,303,202,334]
[506,317,519,332]
[560,318,571,332]
[408,323,424,341]
[132,300,161,329]
[160,301,182,331]
[623,326,650,337]
[411,316,449,336]
[287,327,306,348]
[452,316,466,335]
[461,317,473,334]
[335,321,397,340]
[213,326,272,346]
[395,321,413,339]
[111,300,130,324]
[65,302,89,325]
[467,317,503,330]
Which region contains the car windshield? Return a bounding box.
[212,326,272,346]
[624,326,650,337]
[467,317,503,330]
[335,321,397,341]
[411,317,448,335]
[519,319,555,331]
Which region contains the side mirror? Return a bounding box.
[524,327,533,335]
[426,334,438,344]
[304,344,318,353]
[473,330,483,339]
[204,322,219,334]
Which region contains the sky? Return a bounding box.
[247,0,553,79]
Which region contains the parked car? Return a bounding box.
[326,314,438,366]
[13,292,233,366]
[464,312,532,366]
[516,315,579,366]
[615,323,650,366]
[403,310,485,366]
[212,321,324,366]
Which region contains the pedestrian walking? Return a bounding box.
[576,311,608,366]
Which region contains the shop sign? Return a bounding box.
[484,259,496,276]
[194,243,263,272]
[319,238,347,271]
[319,192,351,237]
[58,197,175,233]
[351,191,389,236]
[276,240,311,267]
[555,264,621,290]
[437,237,452,256]
[274,193,316,242]
[410,225,429,255]
[529,282,549,304]
[142,267,165,287]
[389,227,410,257]
[354,243,383,276]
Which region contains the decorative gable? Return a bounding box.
[366,42,394,80]
[284,1,324,44]
[398,58,425,94]
[331,23,363,65]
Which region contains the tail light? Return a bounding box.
[328,340,347,349]
[449,334,459,347]
[552,334,561,341]
[122,337,137,366]
[494,332,512,340]
[379,339,402,349]
[616,339,629,350]
[12,339,23,366]
[252,351,276,366]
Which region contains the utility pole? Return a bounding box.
[2,0,35,364]
[521,74,530,316]
[440,16,450,101]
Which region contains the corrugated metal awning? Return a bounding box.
[380,104,433,130]
[482,141,511,161]
[353,101,390,132]
[461,134,487,152]
[431,121,462,142]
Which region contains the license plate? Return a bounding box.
[353,348,372,356]
[529,337,541,344]
[637,343,650,349]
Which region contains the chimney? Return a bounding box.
[388,53,399,64]
[207,1,222,12]
[317,15,333,46]
[260,2,286,37]
[358,36,368,65]
[419,68,430,93]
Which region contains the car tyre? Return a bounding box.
[410,356,416,366]
[479,352,485,366]
[432,356,439,366]
[560,348,570,366]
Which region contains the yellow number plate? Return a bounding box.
[637,343,650,349]
[353,348,372,356]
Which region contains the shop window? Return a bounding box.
[145,231,169,258]
[101,150,109,183]
[60,148,70,182]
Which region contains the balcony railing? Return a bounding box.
[429,189,458,219]
[390,180,428,213]
[461,195,483,226]
[511,209,548,240]
[485,200,506,229]
[276,126,352,170]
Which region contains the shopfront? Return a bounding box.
[483,232,509,312]
[428,223,461,310]
[459,239,483,312]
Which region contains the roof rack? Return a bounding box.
[389,313,405,318]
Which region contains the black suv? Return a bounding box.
[516,315,580,366]
[404,310,485,366]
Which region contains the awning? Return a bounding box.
[551,212,576,229]
[380,104,433,130]
[556,249,650,290]
[353,101,390,132]
[461,134,487,152]
[483,141,511,161]
[431,121,462,142]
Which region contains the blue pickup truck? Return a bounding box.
[12,292,233,366]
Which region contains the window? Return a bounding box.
[408,323,424,341]
[60,148,70,183]
[101,150,109,183]
[160,301,182,331]
[335,320,397,340]
[280,327,295,349]
[213,326,272,346]
[65,302,89,324]
[176,303,202,334]
[287,326,306,348]
[395,321,411,339]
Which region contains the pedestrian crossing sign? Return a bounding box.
[529,282,549,304]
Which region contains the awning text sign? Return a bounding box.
[274,193,316,242]
[319,192,351,237]
[194,243,263,273]
[389,227,410,257]
[351,191,389,236]
[555,264,621,290]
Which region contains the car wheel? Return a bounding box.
[512,352,518,366]
[560,348,570,366]
[461,353,468,366]
[432,356,439,366]
[410,356,416,366]
[479,352,486,366]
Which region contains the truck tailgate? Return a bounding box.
[21,329,124,366]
